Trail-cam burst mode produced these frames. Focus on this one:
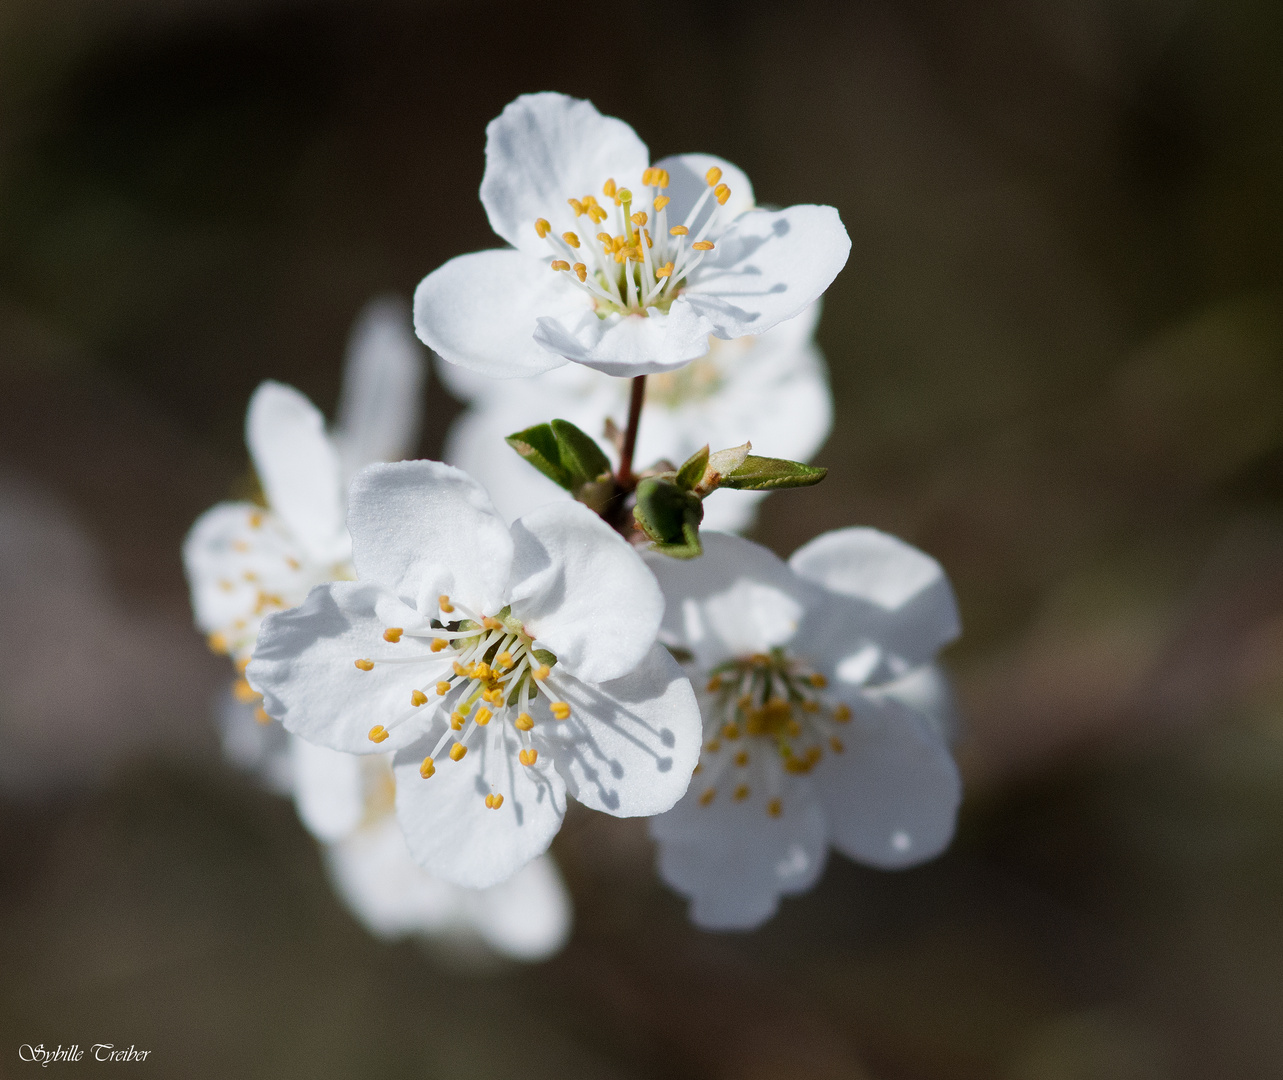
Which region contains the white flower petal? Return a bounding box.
[290,735,365,842]
[415,249,584,378]
[391,728,567,889]
[480,92,650,258]
[216,688,292,795]
[468,854,573,961]
[867,664,962,746]
[540,643,701,817]
[248,581,440,755]
[651,152,755,224]
[324,815,462,939]
[789,527,961,677]
[182,502,265,634]
[684,205,851,340]
[334,296,426,479]
[812,690,960,870]
[532,298,716,377]
[246,381,348,564]
[347,460,512,616]
[509,501,663,684]
[645,532,818,668]
[650,778,827,931]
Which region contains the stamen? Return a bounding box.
[433,683,449,698]
[519,748,538,766]
[705,166,722,186]
[767,798,783,817]
[670,225,689,236]
[233,678,260,703]
[833,704,852,723]
[809,673,828,688]
[515,713,534,731]
[413,689,430,706]
[354,659,374,671]
[562,231,580,248]
[449,743,467,761]
[419,757,436,778]
[573,263,587,282]
[714,183,731,205]
[208,633,228,654]
[533,665,551,681]
[692,241,715,251]
[254,706,272,724]
[430,638,448,653]
[484,793,504,809]
[475,707,493,726]
[383,627,403,643]
[369,725,389,744]
[654,195,670,211]
[535,218,551,238]
[550,260,570,272]
[438,595,454,614]
[733,785,750,801]
[602,178,616,198]
[699,788,716,806]
[550,702,571,720]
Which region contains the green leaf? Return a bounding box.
[550,419,612,486]
[675,444,710,491]
[633,477,704,559]
[718,455,828,491]
[505,424,573,489]
[533,649,558,668]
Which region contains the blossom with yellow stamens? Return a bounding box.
[645,529,962,931]
[414,92,850,379]
[248,459,701,889]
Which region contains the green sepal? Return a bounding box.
[633,476,704,559]
[533,649,558,668]
[718,455,828,490]
[675,444,710,491]
[505,419,613,496]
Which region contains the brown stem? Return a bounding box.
[615,374,647,490]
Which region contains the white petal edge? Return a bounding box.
[290,735,365,842]
[509,500,663,684]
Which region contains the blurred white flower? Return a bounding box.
[646,530,963,930]
[183,297,425,671]
[248,460,701,889]
[415,92,850,379]
[440,304,832,533]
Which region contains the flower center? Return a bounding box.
[536,166,734,318]
[692,648,852,817]
[353,596,571,809]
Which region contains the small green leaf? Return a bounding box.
[719,455,828,491]
[533,649,558,668]
[551,419,612,486]
[675,445,710,491]
[506,424,573,489]
[634,477,704,559]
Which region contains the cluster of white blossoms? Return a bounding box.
[185,92,964,939]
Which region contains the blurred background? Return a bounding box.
[2,0,1283,1076]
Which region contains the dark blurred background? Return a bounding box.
[2,1,1283,1076]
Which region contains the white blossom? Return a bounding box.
[415,93,850,379]
[645,530,962,930]
[440,304,832,533]
[248,460,702,888]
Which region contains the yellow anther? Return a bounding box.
[496,651,513,669]
[767,798,783,817]
[482,616,503,631]
[830,737,845,753]
[567,197,584,215]
[654,195,670,212]
[475,707,493,726]
[734,751,749,767]
[613,250,625,264]
[707,739,722,753]
[722,722,741,740]
[519,748,538,766]
[383,627,403,643]
[806,747,822,765]
[484,688,504,705]
[692,763,703,775]
[833,704,852,723]
[248,511,263,528]
[808,672,828,689]
[484,792,504,809]
[706,674,723,692]
[642,167,656,185]
[551,260,570,272]
[656,262,674,278]
[515,712,534,731]
[452,661,469,677]
[433,683,449,698]
[430,638,448,653]
[232,540,249,553]
[354,658,374,671]
[233,678,260,703]
[656,169,670,187]
[644,228,653,249]
[631,211,647,226]
[419,756,436,779]
[692,241,715,251]
[368,725,389,744]
[574,262,587,282]
[800,700,820,713]
[533,664,551,681]
[670,225,689,236]
[412,689,430,706]
[234,654,250,674]
[562,231,581,248]
[733,785,750,801]
[242,570,257,583]
[438,595,454,613]
[550,701,571,721]
[699,788,716,806]
[472,662,492,681]
[535,218,551,238]
[705,166,723,186]
[450,711,465,730]
[285,556,300,570]
[602,178,616,198]
[714,183,731,205]
[254,706,272,725]
[449,743,467,761]
[589,205,608,223]
[787,719,802,737]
